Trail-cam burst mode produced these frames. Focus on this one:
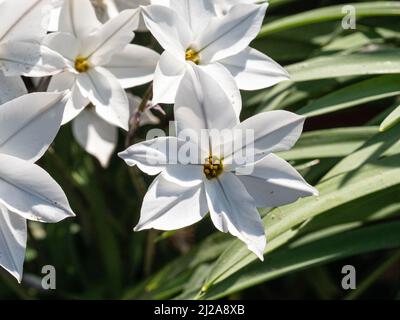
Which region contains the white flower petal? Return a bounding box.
[0,0,53,42]
[48,72,90,124]
[224,110,305,166]
[151,51,186,105]
[76,67,129,130]
[164,164,204,187]
[0,72,27,105]
[0,154,75,222]
[135,173,208,231]
[48,71,75,92]
[0,92,67,162]
[64,85,90,124]
[0,40,67,77]
[220,47,289,90]
[93,0,120,23]
[128,94,160,126]
[48,6,61,32]
[58,0,101,38]
[204,172,266,260]
[142,108,160,126]
[0,205,26,283]
[119,135,204,186]
[142,5,192,58]
[195,4,267,63]
[213,0,262,16]
[169,0,214,37]
[72,108,117,168]
[198,62,241,117]
[113,0,157,31]
[151,0,169,5]
[119,136,184,175]
[82,9,140,66]
[174,65,238,137]
[42,32,80,63]
[236,154,318,208]
[103,44,159,88]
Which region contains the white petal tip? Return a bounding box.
[56,210,76,221]
[99,161,110,169]
[68,211,76,218]
[1,267,22,283]
[118,151,138,168]
[117,150,127,159]
[133,224,147,232]
[251,249,264,261]
[249,243,266,261]
[257,254,265,262]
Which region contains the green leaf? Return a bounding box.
[308,185,400,232]
[123,233,231,299]
[297,75,400,117]
[321,26,400,53]
[324,123,400,180]
[259,2,400,36]
[278,127,378,160]
[253,36,317,62]
[287,50,400,82]
[380,105,400,132]
[269,0,297,7]
[200,221,400,299]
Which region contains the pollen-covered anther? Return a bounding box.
[74,56,90,73]
[185,48,200,65]
[204,155,224,180]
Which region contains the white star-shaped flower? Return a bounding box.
[45,0,160,166]
[119,67,317,259]
[0,91,75,282]
[142,0,289,116]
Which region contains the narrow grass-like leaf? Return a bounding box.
[259,2,400,37]
[278,127,378,160]
[324,124,400,180]
[297,75,400,117]
[287,50,400,82]
[380,105,400,132]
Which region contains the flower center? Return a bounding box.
[185,48,200,65]
[203,155,224,180]
[75,56,90,73]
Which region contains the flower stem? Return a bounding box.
[124,83,157,276]
[124,83,153,200]
[125,83,153,147]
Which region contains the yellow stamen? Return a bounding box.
[185,48,200,65]
[75,56,90,73]
[203,155,223,180]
